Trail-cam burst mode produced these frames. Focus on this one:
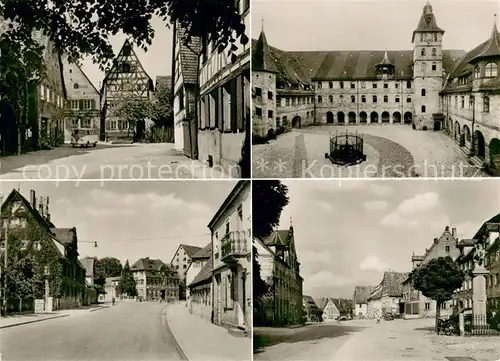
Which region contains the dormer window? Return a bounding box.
[485,63,498,78]
[474,66,480,79]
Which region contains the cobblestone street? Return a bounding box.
[253,125,487,178]
[254,318,500,361]
[0,143,227,180]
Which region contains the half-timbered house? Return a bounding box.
[101,39,154,141]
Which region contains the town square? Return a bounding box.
[0,180,251,361]
[252,1,500,178]
[253,179,500,361]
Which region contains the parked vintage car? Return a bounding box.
[384,313,394,321]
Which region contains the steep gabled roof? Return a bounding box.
[50,227,76,245]
[331,298,354,314]
[369,272,408,300]
[303,295,319,309]
[263,229,290,247]
[313,297,330,311]
[181,244,204,258]
[353,286,375,304]
[191,243,212,259]
[177,26,201,85]
[470,23,500,63]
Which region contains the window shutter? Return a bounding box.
[91,99,96,110]
[79,99,84,110]
[236,75,243,131]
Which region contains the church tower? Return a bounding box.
[412,2,445,130]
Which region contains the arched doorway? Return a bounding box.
[326,111,334,124]
[360,112,367,123]
[0,99,19,156]
[454,122,461,141]
[381,112,390,123]
[489,138,500,172]
[463,125,471,144]
[404,112,412,124]
[474,130,485,159]
[337,112,345,124]
[370,112,379,124]
[348,112,356,124]
[292,116,301,128]
[393,112,401,123]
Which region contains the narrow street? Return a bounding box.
[0,143,227,179]
[1,301,182,361]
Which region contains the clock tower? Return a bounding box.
[412,2,445,130]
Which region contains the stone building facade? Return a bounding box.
[254,221,304,326]
[441,22,500,174]
[367,271,407,318]
[402,226,461,319]
[130,257,179,302]
[253,3,500,143]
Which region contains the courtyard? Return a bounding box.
[252,125,488,178]
[254,318,500,361]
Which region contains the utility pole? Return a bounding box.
[3,224,7,317]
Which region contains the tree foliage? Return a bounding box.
[252,181,290,239]
[109,95,152,140]
[118,260,137,297]
[150,81,173,127]
[1,0,248,69]
[252,245,269,304]
[94,257,123,279]
[408,257,465,332]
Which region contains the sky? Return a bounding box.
[0,180,236,266]
[80,15,173,90]
[277,179,500,299]
[252,0,500,52]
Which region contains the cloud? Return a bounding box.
[381,212,402,227]
[313,200,336,212]
[359,255,390,272]
[428,214,451,233]
[397,192,440,215]
[83,207,136,217]
[369,183,393,197]
[301,251,333,265]
[88,189,211,214]
[307,270,354,290]
[364,200,388,211]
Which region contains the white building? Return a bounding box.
[186,243,212,319]
[353,286,375,318]
[61,54,101,142]
[209,180,251,334]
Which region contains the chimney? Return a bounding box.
[30,190,36,209]
[433,237,438,244]
[452,228,457,238]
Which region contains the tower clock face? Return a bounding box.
[425,16,432,25]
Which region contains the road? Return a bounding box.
[0,143,228,180]
[1,302,182,361]
[254,318,498,361]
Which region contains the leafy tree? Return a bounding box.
[150,81,173,128]
[109,95,152,142]
[178,279,186,300]
[252,180,290,239]
[94,257,123,279]
[252,245,269,306]
[118,260,137,297]
[1,0,248,69]
[407,256,465,332]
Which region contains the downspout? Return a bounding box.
[471,93,475,156]
[356,80,359,123]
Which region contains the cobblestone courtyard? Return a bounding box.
[253,125,487,178]
[254,318,500,361]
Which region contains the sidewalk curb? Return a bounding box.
[0,314,69,329]
[162,306,189,361]
[89,306,110,312]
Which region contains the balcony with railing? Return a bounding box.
[220,230,248,263]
